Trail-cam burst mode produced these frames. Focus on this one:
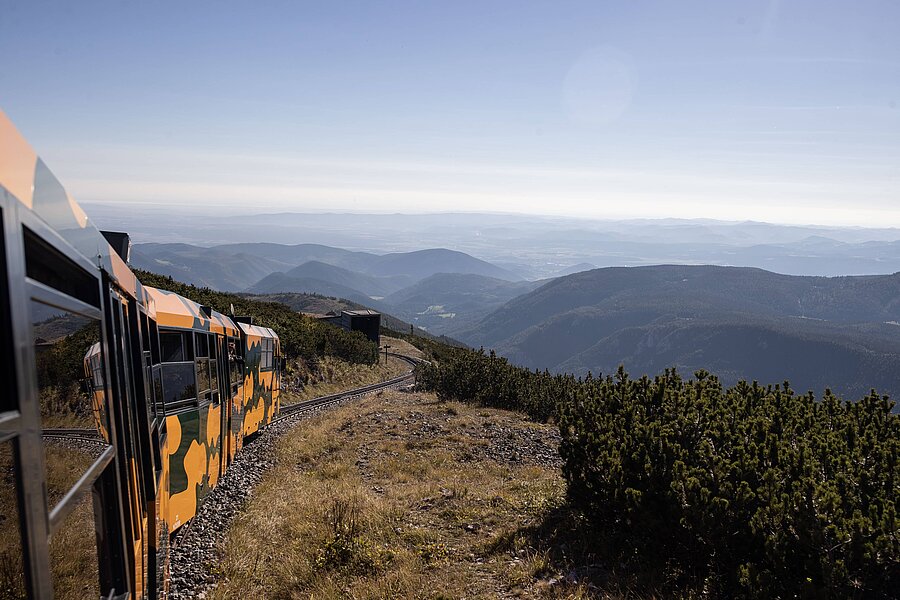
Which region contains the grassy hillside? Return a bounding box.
[214,390,572,598]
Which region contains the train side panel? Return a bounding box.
[145,287,240,534]
[237,324,281,437]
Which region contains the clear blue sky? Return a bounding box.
[1,1,898,226]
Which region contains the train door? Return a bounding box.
[194,332,215,496]
[138,308,165,599]
[227,334,244,460]
[106,286,151,598]
[145,316,168,598]
[1,199,129,598]
[274,338,282,414]
[216,334,229,478]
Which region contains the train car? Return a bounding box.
[0,108,282,599]
[235,321,282,439]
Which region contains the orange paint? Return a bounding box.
[0,110,37,208]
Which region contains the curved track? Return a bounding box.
[270,352,422,426]
[41,427,103,445]
[42,352,424,446]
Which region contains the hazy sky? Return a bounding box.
[1,1,898,226]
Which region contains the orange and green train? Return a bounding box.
[0,108,282,599]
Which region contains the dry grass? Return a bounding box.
[212,391,599,599]
[0,443,100,599]
[281,354,411,406]
[380,336,425,360]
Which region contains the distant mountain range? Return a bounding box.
[132,240,900,401]
[461,265,900,401]
[132,242,520,293]
[94,207,900,279]
[132,242,528,335]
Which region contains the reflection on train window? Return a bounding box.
[44,442,101,598]
[0,440,26,597]
[209,336,219,404]
[160,363,196,410]
[30,300,105,433]
[227,336,241,387]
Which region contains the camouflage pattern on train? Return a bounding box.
[1,108,283,599]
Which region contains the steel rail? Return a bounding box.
[269,352,421,426]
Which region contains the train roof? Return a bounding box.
[0,109,143,301]
[144,286,239,336]
[236,321,279,341]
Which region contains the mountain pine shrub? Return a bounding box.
[415,343,899,597]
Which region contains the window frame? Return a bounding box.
[157,327,199,412]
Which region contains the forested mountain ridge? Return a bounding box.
[467,265,900,347]
[460,265,900,401]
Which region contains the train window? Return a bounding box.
[23,226,100,308]
[0,440,26,597]
[194,332,209,358]
[30,300,106,435]
[140,313,151,353]
[227,336,241,388]
[140,313,154,420]
[149,321,164,413]
[196,361,210,402]
[209,337,219,404]
[160,331,193,363]
[159,329,196,411]
[87,347,104,389]
[28,298,106,596]
[152,365,164,413]
[260,337,274,371]
[195,333,211,404]
[149,320,161,365]
[159,364,196,409]
[46,447,101,599]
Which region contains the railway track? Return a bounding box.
[42,352,424,446]
[270,352,421,426]
[41,427,104,445]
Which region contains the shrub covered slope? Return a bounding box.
[136,270,377,365]
[415,343,899,597]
